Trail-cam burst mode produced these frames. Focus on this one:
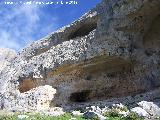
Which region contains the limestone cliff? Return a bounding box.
[0,0,160,111]
[0,48,16,72]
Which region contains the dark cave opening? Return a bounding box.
[18,77,37,93]
[68,22,97,40]
[69,90,91,102]
[19,80,36,93]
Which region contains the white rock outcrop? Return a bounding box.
[131,107,150,118]
[0,48,16,72]
[138,101,160,117]
[1,85,56,111]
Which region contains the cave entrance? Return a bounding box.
[18,78,36,93]
[69,90,91,102]
[68,22,97,40]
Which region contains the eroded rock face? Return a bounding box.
[0,0,160,111]
[0,48,16,72]
[0,85,56,111]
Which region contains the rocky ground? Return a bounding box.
[1,101,160,120]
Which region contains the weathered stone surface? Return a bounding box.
[0,0,159,112]
[17,115,29,120]
[72,111,83,116]
[131,107,150,118]
[0,48,16,72]
[83,111,106,120]
[45,107,64,116]
[137,101,160,118]
[0,85,56,111]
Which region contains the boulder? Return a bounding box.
[17,115,29,120]
[4,85,57,111]
[83,111,107,120]
[131,107,150,118]
[72,111,83,116]
[138,101,160,117]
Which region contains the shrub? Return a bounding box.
[103,109,122,118]
[120,106,128,112]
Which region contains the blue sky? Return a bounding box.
[0,0,100,52]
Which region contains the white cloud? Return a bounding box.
[0,4,58,52]
[0,30,21,50]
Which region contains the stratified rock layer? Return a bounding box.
[0,0,160,111]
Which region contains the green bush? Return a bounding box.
[103,109,144,120]
[120,106,128,112]
[103,109,122,118]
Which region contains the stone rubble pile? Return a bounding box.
[72,101,160,120]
